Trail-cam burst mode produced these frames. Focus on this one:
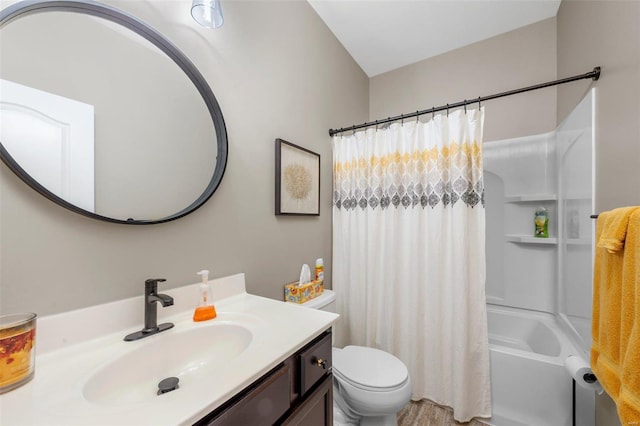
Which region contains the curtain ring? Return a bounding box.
[446,104,449,117]
[416,111,419,123]
[464,100,467,114]
[477,96,481,109]
[431,107,435,120]
[375,120,379,131]
[352,125,356,136]
[400,114,404,126]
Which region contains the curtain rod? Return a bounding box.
[328,66,601,137]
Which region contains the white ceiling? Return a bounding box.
[307,0,561,77]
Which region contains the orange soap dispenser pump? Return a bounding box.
[193,269,217,322]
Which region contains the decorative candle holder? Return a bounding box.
[0,313,37,393]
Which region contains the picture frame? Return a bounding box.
[275,138,320,216]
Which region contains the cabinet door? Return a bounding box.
[282,374,333,426]
[196,363,291,426]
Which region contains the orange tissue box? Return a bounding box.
[284,280,324,304]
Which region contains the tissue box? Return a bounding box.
[284,279,324,304]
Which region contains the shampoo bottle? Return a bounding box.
[193,269,217,322]
[534,207,549,238]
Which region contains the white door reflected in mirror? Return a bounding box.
[1,79,95,212]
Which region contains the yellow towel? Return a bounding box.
[592,206,640,425]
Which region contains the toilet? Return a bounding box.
[300,290,412,426]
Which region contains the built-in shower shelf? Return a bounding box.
[504,194,557,203]
[566,238,591,246]
[505,235,558,245]
[562,194,592,201]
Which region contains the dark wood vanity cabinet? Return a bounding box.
[194,330,333,426]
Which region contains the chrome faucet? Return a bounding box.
[124,278,175,341]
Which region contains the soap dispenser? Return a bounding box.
[193,270,217,322]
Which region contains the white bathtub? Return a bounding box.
[486,304,576,426]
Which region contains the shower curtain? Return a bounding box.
[332,109,491,422]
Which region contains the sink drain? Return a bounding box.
[157,377,179,395]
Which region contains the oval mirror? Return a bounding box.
[0,0,228,224]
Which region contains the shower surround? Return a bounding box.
[482,90,595,426]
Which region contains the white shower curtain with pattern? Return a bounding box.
[332,109,491,422]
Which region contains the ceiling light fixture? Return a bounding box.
[191,0,224,29]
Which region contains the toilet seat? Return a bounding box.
[333,346,409,391]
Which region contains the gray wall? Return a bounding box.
[557,2,640,424]
[557,0,640,213]
[0,0,369,315]
[370,17,558,142]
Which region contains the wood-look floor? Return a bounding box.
[397,400,490,426]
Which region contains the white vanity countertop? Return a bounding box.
[0,273,338,425]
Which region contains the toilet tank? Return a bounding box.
[300,289,336,313]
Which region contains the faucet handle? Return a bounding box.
[145,278,167,293]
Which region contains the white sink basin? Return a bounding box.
[83,323,253,405]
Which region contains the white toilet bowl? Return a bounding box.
[332,345,412,426]
[297,290,412,426]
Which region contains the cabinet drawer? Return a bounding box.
[197,363,291,426]
[299,332,332,396]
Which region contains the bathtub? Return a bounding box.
[486,304,577,426]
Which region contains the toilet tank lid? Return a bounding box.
[301,289,336,309]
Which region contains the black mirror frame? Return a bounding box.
[0,0,228,224]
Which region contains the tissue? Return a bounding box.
[564,355,603,394]
[298,264,311,287]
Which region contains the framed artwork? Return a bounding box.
[275,138,320,216]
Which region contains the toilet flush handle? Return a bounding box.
[316,358,327,369]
